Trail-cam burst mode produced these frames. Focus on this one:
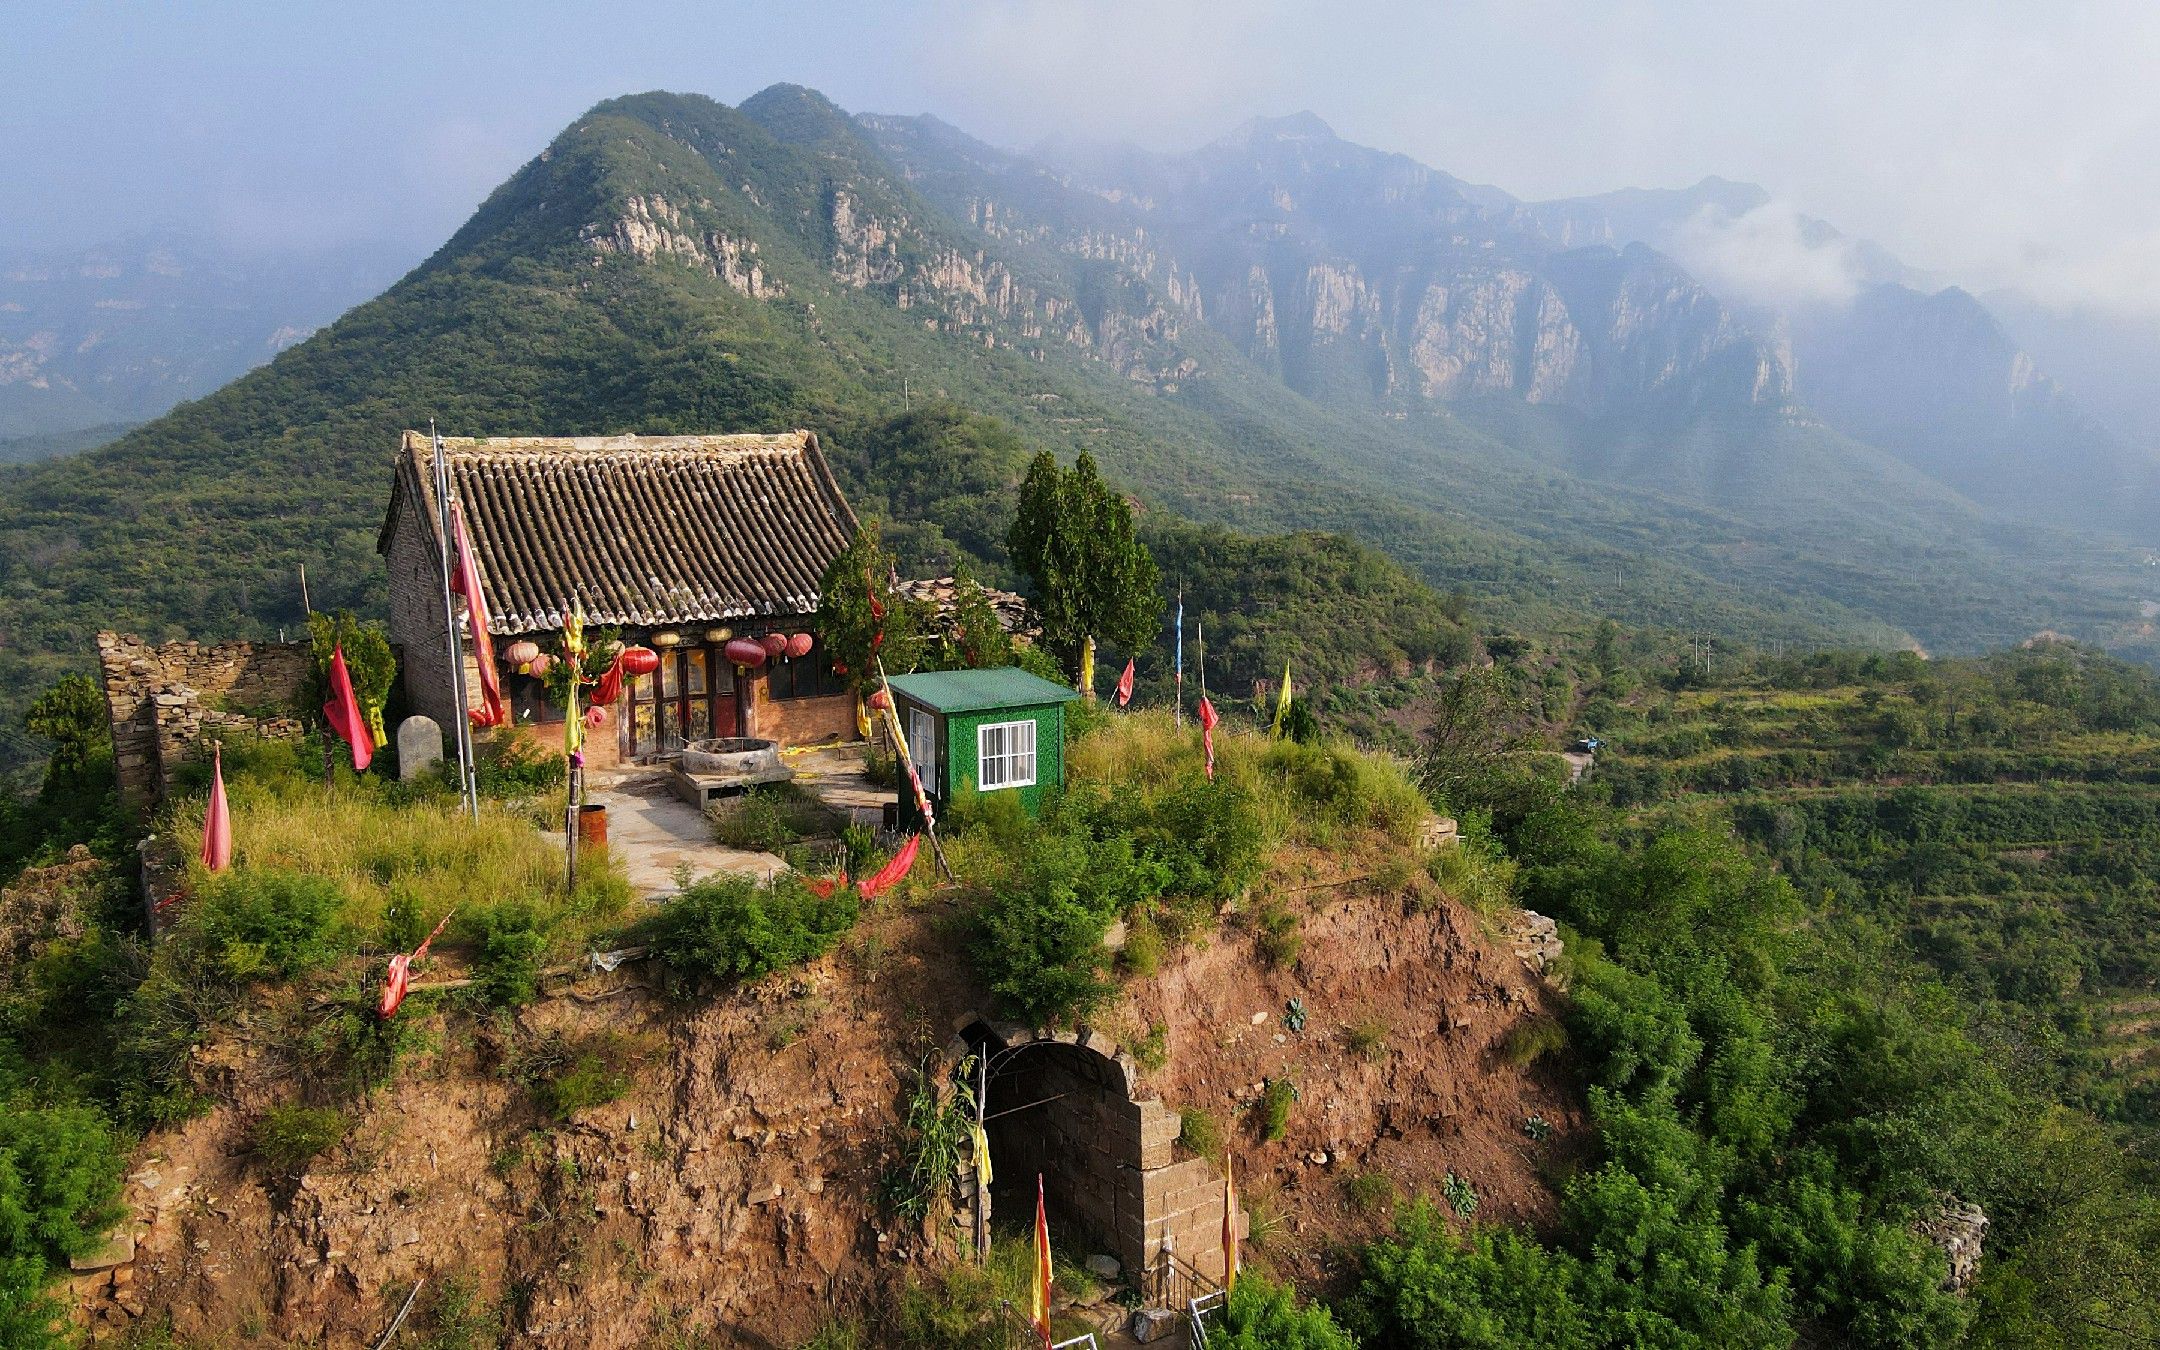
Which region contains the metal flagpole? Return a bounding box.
[1174,589,1184,729]
[430,421,478,819]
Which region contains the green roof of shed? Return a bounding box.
[886,667,1078,713]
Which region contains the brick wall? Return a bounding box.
[746,682,856,748]
[96,632,312,811]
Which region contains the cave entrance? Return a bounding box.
[959,1018,1231,1295]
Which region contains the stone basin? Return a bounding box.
[672,736,793,809]
[681,736,783,777]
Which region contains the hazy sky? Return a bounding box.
[6,1,2156,317]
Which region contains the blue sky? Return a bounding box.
[6,1,2156,317]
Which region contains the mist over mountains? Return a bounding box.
[2,84,2155,723]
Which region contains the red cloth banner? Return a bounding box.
[323,645,374,772]
[1198,696,1219,781]
[379,907,457,1019]
[1114,657,1136,707]
[450,501,506,728]
[201,744,233,872]
[589,653,625,707]
[855,834,921,900]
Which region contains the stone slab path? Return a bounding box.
[582,770,784,899]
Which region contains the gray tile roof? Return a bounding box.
[379,430,859,634]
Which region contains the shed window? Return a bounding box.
[908,707,937,788]
[977,719,1038,790]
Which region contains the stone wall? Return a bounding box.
[96,633,312,812]
[383,506,463,732]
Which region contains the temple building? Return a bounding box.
[377,430,860,769]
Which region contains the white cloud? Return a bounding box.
[1666,202,1868,313]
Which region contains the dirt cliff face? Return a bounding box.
[81,869,1577,1345]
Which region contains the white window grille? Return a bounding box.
[907,707,937,787]
[976,719,1038,790]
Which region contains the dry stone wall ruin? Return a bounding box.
[96,632,312,811]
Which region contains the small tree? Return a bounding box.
[1006,451,1163,695]
[304,610,395,716]
[815,524,923,693]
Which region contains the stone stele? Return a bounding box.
[396,715,445,781]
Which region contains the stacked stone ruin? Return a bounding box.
[95,632,312,812]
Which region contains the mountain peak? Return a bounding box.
[738,83,857,144]
[1222,111,1339,146]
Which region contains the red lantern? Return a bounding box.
[787,632,814,659]
[868,688,891,711]
[584,705,608,729]
[619,645,660,676]
[724,637,768,668]
[505,640,541,668]
[760,633,789,658]
[526,652,554,678]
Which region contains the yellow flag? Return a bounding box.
[972,1122,994,1189]
[1223,1151,1240,1291]
[1270,658,1293,738]
[563,602,587,756]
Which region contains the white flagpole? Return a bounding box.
[1174,589,1184,729]
[430,422,478,819]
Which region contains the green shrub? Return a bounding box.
[1259,1079,1297,1142]
[1120,914,1165,977]
[1129,1022,1169,1072]
[643,874,858,994]
[470,902,550,1008]
[1213,1269,1356,1349]
[970,829,1160,1024]
[188,869,349,980]
[1344,1016,1391,1061]
[1179,1106,1224,1163]
[1346,1171,1397,1215]
[1253,903,1302,969]
[250,1104,346,1175]
[412,1272,504,1350]
[0,1100,126,1274]
[712,785,838,852]
[1441,1171,1479,1218]
[1499,1016,1568,1068]
[537,1055,630,1120]
[1262,737,1426,840]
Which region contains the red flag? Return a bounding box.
[1032,1174,1053,1347]
[589,652,624,707]
[323,645,374,772]
[1198,696,1219,781]
[1113,657,1136,707]
[201,744,232,872]
[855,834,921,900]
[449,501,505,728]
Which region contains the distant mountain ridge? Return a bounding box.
[0,232,407,440]
[1,85,2152,738]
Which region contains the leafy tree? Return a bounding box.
[815,523,925,693]
[21,678,105,778]
[304,610,395,714]
[1006,451,1163,693]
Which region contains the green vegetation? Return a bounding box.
[710,784,845,853]
[882,1056,974,1225]
[249,1105,347,1175]
[1007,449,1164,685]
[1213,1270,1357,1350]
[639,873,859,995]
[1258,1079,1297,1143]
[815,523,924,693]
[1179,1107,1225,1164]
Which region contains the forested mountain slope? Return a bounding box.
[0,87,2150,749]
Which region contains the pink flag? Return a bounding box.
[379,907,457,1019]
[201,744,233,872]
[449,500,505,728]
[323,645,374,772]
[1114,657,1136,708]
[1198,696,1219,781]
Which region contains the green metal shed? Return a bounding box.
[886,667,1079,826]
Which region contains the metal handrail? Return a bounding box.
[1188,1289,1229,1347]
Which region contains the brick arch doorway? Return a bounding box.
[959,1018,1235,1290]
